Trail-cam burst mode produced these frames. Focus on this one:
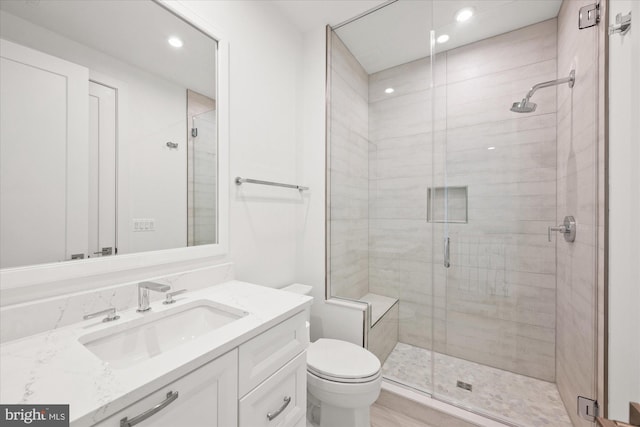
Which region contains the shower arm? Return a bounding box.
[524,70,575,101]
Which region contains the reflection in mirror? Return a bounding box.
[187,90,217,246]
[0,0,218,269]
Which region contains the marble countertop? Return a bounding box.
[0,281,312,426]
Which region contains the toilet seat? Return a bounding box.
[308,367,381,384]
[307,338,381,384]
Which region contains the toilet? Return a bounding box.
[281,284,382,427]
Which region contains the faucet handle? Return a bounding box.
[83,307,120,322]
[163,289,187,305]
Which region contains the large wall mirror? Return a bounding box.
[0,0,222,272]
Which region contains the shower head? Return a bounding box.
[510,69,575,113]
[510,99,537,113]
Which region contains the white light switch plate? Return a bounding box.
[133,218,155,232]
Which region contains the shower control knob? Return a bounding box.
[548,216,576,243]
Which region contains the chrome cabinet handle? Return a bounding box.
[444,237,450,268]
[120,391,179,427]
[266,396,291,421]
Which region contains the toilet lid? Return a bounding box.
[307,339,381,382]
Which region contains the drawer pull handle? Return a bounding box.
[266,396,291,421]
[120,391,179,427]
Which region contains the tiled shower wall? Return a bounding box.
[368,56,441,348]
[328,33,369,300]
[368,19,559,381]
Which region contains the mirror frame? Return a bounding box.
[0,0,230,298]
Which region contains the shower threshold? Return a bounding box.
[381,343,572,427]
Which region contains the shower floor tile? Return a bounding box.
[381,343,572,427]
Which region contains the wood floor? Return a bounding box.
[371,403,437,427]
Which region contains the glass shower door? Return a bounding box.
[430,1,602,425]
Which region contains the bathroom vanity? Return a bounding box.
[0,281,312,427]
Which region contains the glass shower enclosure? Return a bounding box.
[327,1,602,425]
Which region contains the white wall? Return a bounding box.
[608,0,640,420]
[177,1,304,287]
[168,4,367,343]
[295,26,367,345]
[296,27,327,306]
[0,0,365,342]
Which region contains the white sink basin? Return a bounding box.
[80,301,246,369]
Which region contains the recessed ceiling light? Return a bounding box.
[437,34,450,44]
[168,37,183,48]
[488,146,496,150]
[385,88,395,94]
[455,7,474,23]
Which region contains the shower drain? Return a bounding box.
[456,380,473,391]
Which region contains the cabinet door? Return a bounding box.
[239,351,306,427]
[239,311,307,396]
[93,349,237,427]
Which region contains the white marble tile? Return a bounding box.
[0,281,312,425]
[328,29,370,301]
[367,301,398,364]
[331,72,368,139]
[369,179,429,220]
[369,53,447,104]
[369,133,432,180]
[446,19,557,84]
[382,343,572,427]
[331,33,368,101]
[369,88,446,141]
[0,263,235,343]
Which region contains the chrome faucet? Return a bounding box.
[137,281,170,312]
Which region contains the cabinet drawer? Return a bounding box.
[93,349,238,427]
[239,351,306,427]
[239,311,307,396]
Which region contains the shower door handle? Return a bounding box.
[444,237,450,268]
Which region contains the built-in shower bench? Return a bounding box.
[360,293,399,364]
[360,293,397,326]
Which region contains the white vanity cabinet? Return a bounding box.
[238,311,308,427]
[92,349,238,427]
[90,310,308,427]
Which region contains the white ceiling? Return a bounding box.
[333,0,562,74]
[0,0,216,98]
[272,0,387,33]
[334,1,433,75]
[1,0,563,89]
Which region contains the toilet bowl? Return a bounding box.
[307,338,382,427]
[281,284,382,427]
